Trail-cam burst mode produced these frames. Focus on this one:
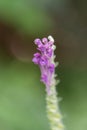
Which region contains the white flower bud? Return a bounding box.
[48,35,54,43]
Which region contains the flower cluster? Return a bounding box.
[32,36,56,94]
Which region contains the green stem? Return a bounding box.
[46,85,64,130]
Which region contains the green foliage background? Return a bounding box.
[0,0,87,130]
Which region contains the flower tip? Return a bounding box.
[42,38,48,43]
[34,38,42,45]
[48,35,54,43]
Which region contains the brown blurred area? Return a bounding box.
[0,22,35,62]
[48,0,87,69]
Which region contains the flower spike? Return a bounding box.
[32,36,56,94]
[32,36,64,130]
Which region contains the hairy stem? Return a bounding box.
[46,85,64,130]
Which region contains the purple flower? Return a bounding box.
[41,74,48,84]
[32,53,41,64]
[39,55,48,65]
[32,36,56,94]
[48,64,55,73]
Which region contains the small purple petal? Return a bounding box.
[42,38,48,44]
[32,53,41,64]
[34,52,41,57]
[41,74,48,84]
[37,45,45,53]
[39,56,48,65]
[48,64,55,73]
[46,48,53,57]
[32,57,39,64]
[34,39,42,46]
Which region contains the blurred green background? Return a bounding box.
[0,0,87,130]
